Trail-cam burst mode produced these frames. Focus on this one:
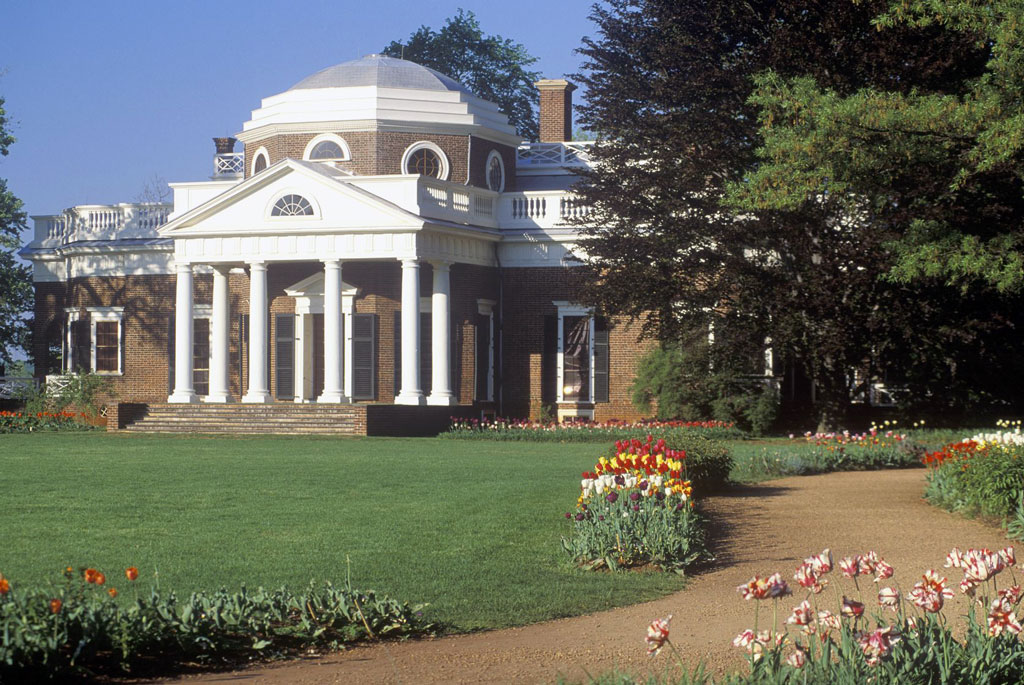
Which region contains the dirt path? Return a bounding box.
[156,469,1012,685]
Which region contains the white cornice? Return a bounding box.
[236,119,522,148]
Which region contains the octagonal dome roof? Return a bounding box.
[288,54,472,95]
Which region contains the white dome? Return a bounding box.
[289,55,472,95]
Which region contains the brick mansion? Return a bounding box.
[20,55,653,433]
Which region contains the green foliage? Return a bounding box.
[0,94,32,367]
[630,339,778,436]
[561,497,705,575]
[730,434,923,482]
[22,372,112,415]
[924,442,1024,519]
[0,410,97,433]
[381,10,540,140]
[441,416,744,443]
[0,569,434,680]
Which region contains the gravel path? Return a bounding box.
[154,469,1011,684]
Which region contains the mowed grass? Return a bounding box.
[0,433,686,631]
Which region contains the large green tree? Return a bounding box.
[0,93,31,371]
[729,0,1024,294]
[572,0,1017,429]
[382,9,541,140]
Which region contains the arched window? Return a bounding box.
[401,141,449,180]
[486,150,505,192]
[271,194,313,217]
[253,153,268,173]
[309,140,344,160]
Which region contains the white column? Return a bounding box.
[242,261,271,403]
[395,258,425,405]
[206,265,232,402]
[318,259,348,403]
[168,262,198,403]
[427,261,455,405]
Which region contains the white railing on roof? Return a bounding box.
[416,177,500,228]
[213,152,244,179]
[516,141,596,169]
[0,377,37,399]
[499,191,592,229]
[32,203,173,248]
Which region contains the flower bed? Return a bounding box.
[561,437,707,574]
[923,426,1024,520]
[441,417,743,442]
[641,546,1024,683]
[0,410,99,434]
[0,564,435,680]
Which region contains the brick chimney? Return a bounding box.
[535,79,576,143]
[213,137,236,154]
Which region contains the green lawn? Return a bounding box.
[0,433,685,631]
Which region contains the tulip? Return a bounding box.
[645,615,672,656]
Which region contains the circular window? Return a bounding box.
[271,194,313,217]
[486,151,505,192]
[402,142,450,180]
[309,140,345,160]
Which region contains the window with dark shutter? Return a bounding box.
[238,314,249,395]
[94,321,119,372]
[193,318,210,396]
[351,313,376,400]
[476,317,491,401]
[167,315,175,394]
[542,315,557,404]
[73,318,90,372]
[275,314,294,399]
[594,316,609,403]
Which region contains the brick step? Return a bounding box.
[125,425,360,434]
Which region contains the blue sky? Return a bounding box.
[0,0,597,229]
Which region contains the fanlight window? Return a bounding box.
[407,148,442,178]
[309,140,345,160]
[271,194,313,217]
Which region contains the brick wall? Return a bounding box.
[246,131,484,185]
[500,266,655,421]
[467,137,517,192]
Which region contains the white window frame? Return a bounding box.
[553,301,595,405]
[63,308,80,372]
[401,141,450,181]
[477,299,496,402]
[251,146,270,175]
[485,150,505,192]
[302,133,352,165]
[192,305,213,397]
[87,306,124,375]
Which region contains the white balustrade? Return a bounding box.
[516,141,596,169]
[44,374,75,397]
[32,203,172,248]
[213,152,244,178]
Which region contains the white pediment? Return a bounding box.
[158,159,424,238]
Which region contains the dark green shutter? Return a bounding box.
[393,311,401,397]
[275,314,294,399]
[420,312,431,394]
[594,316,609,403]
[476,317,490,401]
[352,313,376,400]
[167,315,175,393]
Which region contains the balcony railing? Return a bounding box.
[213,152,244,179]
[32,203,173,248]
[411,178,591,230]
[516,141,596,169]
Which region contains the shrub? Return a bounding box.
[0,410,97,434]
[561,437,707,574]
[0,565,434,680]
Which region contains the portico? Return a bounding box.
[158,158,496,407]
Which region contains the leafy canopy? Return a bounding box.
[382,9,541,140]
[0,93,31,369]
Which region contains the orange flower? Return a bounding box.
[50,598,62,614]
[83,568,99,584]
[125,567,139,581]
[0,578,9,594]
[95,572,106,586]
[107,588,117,598]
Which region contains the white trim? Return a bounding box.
[86,306,125,376]
[485,150,505,193]
[251,147,270,175]
[63,309,80,372]
[302,133,352,162]
[552,301,595,404]
[401,141,450,181]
